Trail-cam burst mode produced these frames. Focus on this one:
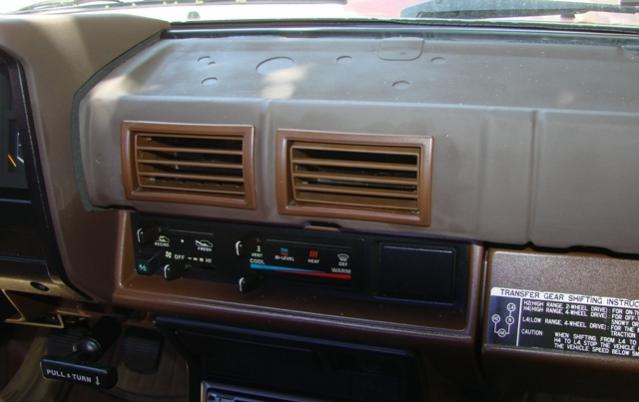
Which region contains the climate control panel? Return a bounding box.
[131,214,470,308]
[134,224,215,280]
[239,239,354,282]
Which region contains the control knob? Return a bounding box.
[135,252,162,276]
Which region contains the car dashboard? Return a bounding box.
[0,12,638,402]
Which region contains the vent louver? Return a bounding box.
[277,129,432,226]
[122,121,255,209]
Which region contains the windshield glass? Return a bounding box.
[1,0,639,32]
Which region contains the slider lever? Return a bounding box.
[236,236,263,294]
[238,274,261,295]
[234,236,259,258]
[40,317,121,389]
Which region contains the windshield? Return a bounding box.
[1,0,639,32]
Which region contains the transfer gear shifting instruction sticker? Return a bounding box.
[488,287,639,357]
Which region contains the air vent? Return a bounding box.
[122,121,255,209]
[277,129,432,226]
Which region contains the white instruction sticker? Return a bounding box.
[487,287,639,357]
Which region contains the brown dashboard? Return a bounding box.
[0,13,639,401]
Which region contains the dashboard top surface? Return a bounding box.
[79,29,639,254]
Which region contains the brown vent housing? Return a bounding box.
[122,121,255,209]
[277,129,432,226]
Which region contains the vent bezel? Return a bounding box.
[276,129,432,226]
[121,121,256,209]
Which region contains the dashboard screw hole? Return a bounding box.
[256,57,295,75]
[392,80,411,90]
[201,77,218,86]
